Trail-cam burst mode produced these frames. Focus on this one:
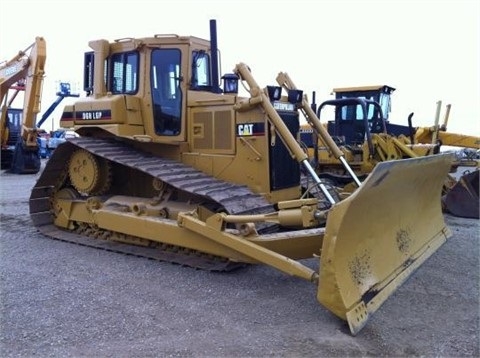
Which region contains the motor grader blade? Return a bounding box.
[443,169,479,219]
[317,153,453,335]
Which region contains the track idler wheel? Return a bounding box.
[68,149,111,195]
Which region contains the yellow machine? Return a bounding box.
[29,21,454,335]
[300,85,479,218]
[0,37,46,173]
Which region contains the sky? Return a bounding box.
[1,0,479,138]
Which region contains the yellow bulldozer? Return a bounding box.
[300,85,479,218]
[30,20,455,335]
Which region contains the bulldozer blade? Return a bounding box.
[443,170,479,219]
[317,153,454,335]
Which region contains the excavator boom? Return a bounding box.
[0,37,46,173]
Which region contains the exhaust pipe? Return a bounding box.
[209,19,221,94]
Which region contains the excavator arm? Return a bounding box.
[0,37,46,173]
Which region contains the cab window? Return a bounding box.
[151,49,182,136]
[191,50,211,90]
[110,51,139,94]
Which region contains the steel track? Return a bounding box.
[29,137,276,271]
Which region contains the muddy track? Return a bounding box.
[29,137,276,271]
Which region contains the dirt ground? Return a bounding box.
[0,162,478,357]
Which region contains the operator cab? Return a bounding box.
[333,85,394,122]
[78,21,239,141]
[327,85,394,145]
[4,108,22,147]
[330,85,411,141]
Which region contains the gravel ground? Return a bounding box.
[0,161,478,357]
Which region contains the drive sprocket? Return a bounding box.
[68,149,111,195]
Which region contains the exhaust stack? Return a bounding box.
[209,19,221,94]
